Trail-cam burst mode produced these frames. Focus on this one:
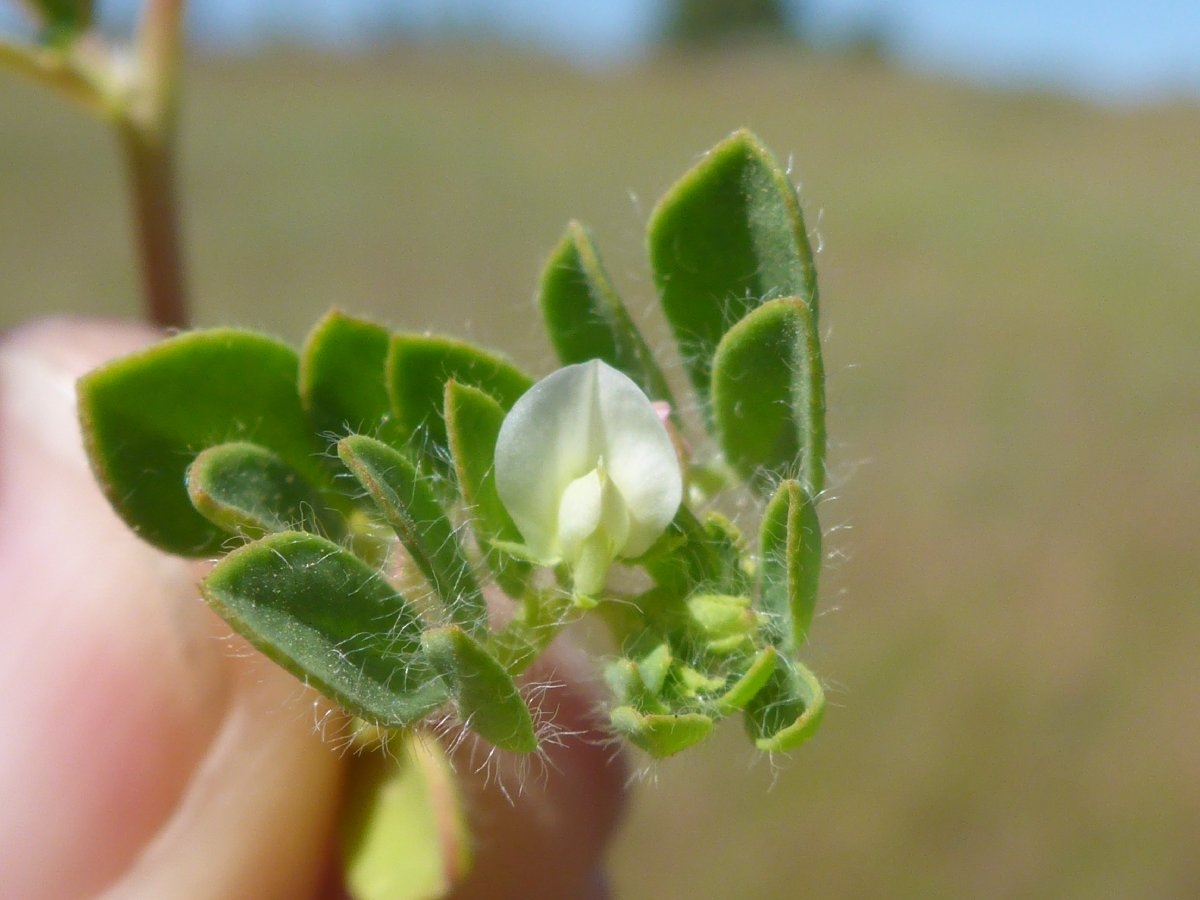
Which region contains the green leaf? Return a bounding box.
[642,506,744,597]
[299,309,393,441]
[758,479,822,649]
[713,646,778,715]
[711,296,825,496]
[686,593,757,654]
[744,656,825,753]
[444,380,533,596]
[609,706,713,758]
[186,441,337,540]
[604,658,640,707]
[422,626,538,754]
[640,506,714,594]
[27,0,92,40]
[703,512,752,595]
[647,128,818,414]
[676,664,727,697]
[635,642,674,697]
[387,334,531,476]
[338,435,485,637]
[341,738,469,900]
[539,221,674,407]
[202,531,448,727]
[78,329,329,556]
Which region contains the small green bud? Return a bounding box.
[687,592,758,653]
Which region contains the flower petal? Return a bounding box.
[591,364,682,557]
[495,359,682,575]
[557,468,605,558]
[495,361,600,560]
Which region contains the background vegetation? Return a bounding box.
[2,43,1198,897]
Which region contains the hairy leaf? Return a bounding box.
[712,297,825,496]
[78,329,328,556]
[203,532,447,727]
[423,626,538,753]
[539,220,673,406]
[713,646,779,715]
[187,441,336,540]
[744,656,825,752]
[759,479,822,649]
[609,705,713,758]
[299,309,393,441]
[444,381,532,596]
[338,435,485,636]
[387,334,531,475]
[648,128,818,414]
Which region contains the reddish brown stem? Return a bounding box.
[120,122,188,329]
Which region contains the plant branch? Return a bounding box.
[118,119,188,329]
[4,0,191,328]
[0,34,106,113]
[119,0,189,328]
[132,0,184,137]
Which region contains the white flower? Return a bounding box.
[495,360,683,595]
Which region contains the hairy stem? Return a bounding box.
[489,590,580,675]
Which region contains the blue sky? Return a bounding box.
[5,1,1200,103]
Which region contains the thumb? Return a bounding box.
[0,318,344,899]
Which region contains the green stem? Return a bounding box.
[489,589,581,675]
[0,35,108,114]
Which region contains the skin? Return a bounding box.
[0,318,626,899]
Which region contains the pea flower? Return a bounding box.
[495,360,683,596]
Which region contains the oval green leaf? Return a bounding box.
[78,329,329,556]
[444,380,533,596]
[186,441,338,540]
[609,706,713,758]
[29,0,92,39]
[202,531,448,727]
[713,646,778,715]
[338,435,485,636]
[647,128,818,412]
[422,626,538,754]
[539,221,674,407]
[687,592,757,655]
[299,309,394,441]
[711,297,826,496]
[744,657,825,753]
[387,334,531,476]
[758,479,822,649]
[635,641,673,697]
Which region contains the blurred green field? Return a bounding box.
[3,44,1199,898]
